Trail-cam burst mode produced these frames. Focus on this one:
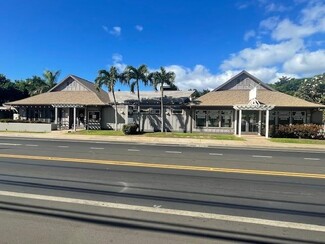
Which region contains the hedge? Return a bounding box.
[122,123,139,135]
[270,124,324,139]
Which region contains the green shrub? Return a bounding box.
[122,123,139,135]
[271,124,324,139]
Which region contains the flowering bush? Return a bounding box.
[271,124,324,139]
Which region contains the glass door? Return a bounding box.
[241,111,259,133]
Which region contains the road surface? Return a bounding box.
[0,136,324,243]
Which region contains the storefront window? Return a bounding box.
[278,111,290,125]
[220,110,232,127]
[196,110,206,127]
[208,111,219,127]
[292,111,305,124]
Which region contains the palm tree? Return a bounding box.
[43,70,61,91]
[148,67,176,132]
[95,66,121,130]
[123,64,149,131]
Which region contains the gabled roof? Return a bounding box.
[195,90,325,108]
[213,70,275,91]
[6,75,110,106]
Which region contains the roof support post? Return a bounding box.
[73,107,76,132]
[234,110,237,135]
[238,109,242,137]
[265,110,269,138]
[54,107,58,124]
[258,110,262,136]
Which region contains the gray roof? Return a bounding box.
[111,91,194,104]
[195,90,325,108]
[7,75,110,106]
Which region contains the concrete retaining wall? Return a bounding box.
[0,123,53,132]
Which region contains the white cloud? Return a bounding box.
[259,16,280,30]
[283,50,325,76]
[264,3,289,12]
[109,26,121,36]
[111,53,127,72]
[164,65,238,91]
[244,30,256,41]
[272,19,317,41]
[271,1,325,41]
[102,25,109,32]
[135,25,143,32]
[220,39,304,70]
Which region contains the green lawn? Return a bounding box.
[71,130,244,140]
[72,130,125,136]
[143,132,244,140]
[270,138,325,145]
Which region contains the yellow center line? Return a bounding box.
[0,153,325,179]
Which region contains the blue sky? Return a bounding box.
[1,0,325,91]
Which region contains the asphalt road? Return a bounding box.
[0,136,324,243]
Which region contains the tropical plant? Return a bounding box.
[43,70,61,89]
[95,66,121,130]
[295,74,325,105]
[123,64,149,131]
[148,67,176,132]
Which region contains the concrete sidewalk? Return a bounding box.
[0,131,324,151]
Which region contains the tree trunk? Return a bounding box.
[136,81,141,132]
[112,90,118,131]
[161,87,164,132]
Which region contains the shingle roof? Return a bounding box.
[7,75,110,106]
[6,91,108,106]
[195,90,325,108]
[111,91,194,104]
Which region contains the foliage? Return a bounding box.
[270,76,303,96]
[123,65,149,131]
[122,123,139,135]
[295,73,325,105]
[148,67,176,132]
[0,74,27,105]
[270,124,324,139]
[190,89,210,98]
[95,66,123,130]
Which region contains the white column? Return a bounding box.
[258,110,262,136]
[73,107,76,132]
[265,110,270,138]
[234,110,237,135]
[54,107,58,124]
[238,109,242,137]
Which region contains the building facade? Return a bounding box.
[6,71,325,137]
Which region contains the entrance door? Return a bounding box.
[241,111,259,133]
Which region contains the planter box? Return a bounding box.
[0,122,53,132]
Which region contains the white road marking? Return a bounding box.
[0,143,22,146]
[209,153,223,156]
[165,151,182,154]
[90,147,104,150]
[25,144,38,147]
[128,149,140,152]
[0,190,324,232]
[58,146,69,148]
[304,158,320,161]
[252,155,272,158]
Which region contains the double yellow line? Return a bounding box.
[1,153,324,179]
